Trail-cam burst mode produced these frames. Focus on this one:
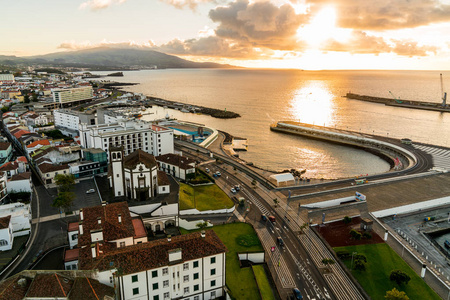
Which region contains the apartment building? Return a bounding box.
[54,109,96,137]
[79,120,174,158]
[52,87,93,106]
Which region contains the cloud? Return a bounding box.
[58,40,156,50]
[321,31,438,56]
[155,36,266,58]
[308,0,450,30]
[209,0,308,51]
[79,0,128,10]
[158,0,225,11]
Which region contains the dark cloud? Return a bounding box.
[309,0,450,30]
[321,31,438,56]
[209,0,307,50]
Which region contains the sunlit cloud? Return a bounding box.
[158,0,226,11]
[79,0,128,10]
[58,40,156,50]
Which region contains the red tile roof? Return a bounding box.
[16,156,27,163]
[26,139,50,148]
[0,276,31,300]
[123,149,157,170]
[78,202,135,247]
[132,218,147,239]
[0,161,18,172]
[26,274,73,298]
[157,170,170,186]
[156,153,196,170]
[0,215,11,229]
[79,230,227,275]
[9,172,31,181]
[69,277,115,300]
[13,130,30,139]
[68,222,78,232]
[37,163,69,174]
[64,248,80,263]
[0,142,11,151]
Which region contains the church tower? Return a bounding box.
[109,146,125,197]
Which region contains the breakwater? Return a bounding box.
[345,93,450,113]
[270,121,417,171]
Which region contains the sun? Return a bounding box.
[297,6,339,47]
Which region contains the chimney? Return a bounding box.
[102,201,107,207]
[79,222,83,235]
[201,230,205,238]
[91,244,96,258]
[118,214,122,224]
[167,235,171,242]
[97,217,101,225]
[80,209,83,221]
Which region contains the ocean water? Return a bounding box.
[94,69,450,179]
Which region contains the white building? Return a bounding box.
[156,153,196,181]
[0,74,14,84]
[84,230,226,300]
[0,216,13,251]
[109,148,170,200]
[0,202,31,238]
[79,120,174,158]
[54,109,96,137]
[52,87,93,106]
[7,172,32,193]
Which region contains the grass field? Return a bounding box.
[179,182,234,211]
[181,223,264,300]
[253,265,276,300]
[334,243,440,300]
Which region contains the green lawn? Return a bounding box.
[334,243,440,300]
[179,183,234,211]
[182,222,264,300]
[253,265,276,300]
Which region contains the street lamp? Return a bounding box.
[351,252,358,270]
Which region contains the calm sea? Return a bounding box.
[94,69,450,179]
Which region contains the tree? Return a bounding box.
[350,229,362,240]
[300,223,308,233]
[354,259,366,271]
[196,221,208,229]
[343,216,352,224]
[23,94,30,104]
[389,270,411,285]
[322,258,335,265]
[31,92,38,102]
[273,198,279,207]
[52,174,76,212]
[354,254,367,263]
[385,288,409,300]
[52,191,75,212]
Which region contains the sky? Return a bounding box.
[2,0,450,70]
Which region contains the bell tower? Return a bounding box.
[109,146,124,197]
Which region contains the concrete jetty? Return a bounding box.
[270,121,417,171]
[346,93,450,113]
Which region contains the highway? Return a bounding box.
[176,140,365,300]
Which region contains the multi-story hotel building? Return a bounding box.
[54,109,96,137]
[79,120,174,158]
[52,87,93,107]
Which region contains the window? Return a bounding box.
[163,280,169,288]
[132,275,138,282]
[153,283,159,290]
[194,296,199,300]
[183,275,189,282]
[118,191,121,195]
[193,261,199,268]
[183,263,189,271]
[163,268,168,275]
[193,273,199,280]
[184,287,189,294]
[153,296,159,300]
[211,257,216,264]
[132,288,139,295]
[211,291,216,298]
[109,277,113,284]
[0,240,8,246]
[71,234,78,240]
[116,174,119,177]
[211,269,216,276]
[211,280,216,287]
[164,292,170,299]
[119,242,125,248]
[194,284,199,291]
[152,270,158,278]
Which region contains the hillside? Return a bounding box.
[0,47,234,70]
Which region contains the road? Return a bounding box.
[177,141,365,300]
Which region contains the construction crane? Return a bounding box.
[441,73,447,107]
[389,91,403,104]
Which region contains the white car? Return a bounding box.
[231,188,236,193]
[205,168,210,173]
[86,189,95,194]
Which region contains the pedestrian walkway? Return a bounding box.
[31,212,73,224]
[414,144,450,171]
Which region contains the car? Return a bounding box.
[231,188,236,193]
[292,288,303,300]
[234,185,240,191]
[277,236,284,247]
[261,214,268,221]
[268,215,276,223]
[205,168,210,173]
[215,171,221,177]
[86,189,95,194]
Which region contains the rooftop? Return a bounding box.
[156,153,196,170]
[123,149,157,170]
